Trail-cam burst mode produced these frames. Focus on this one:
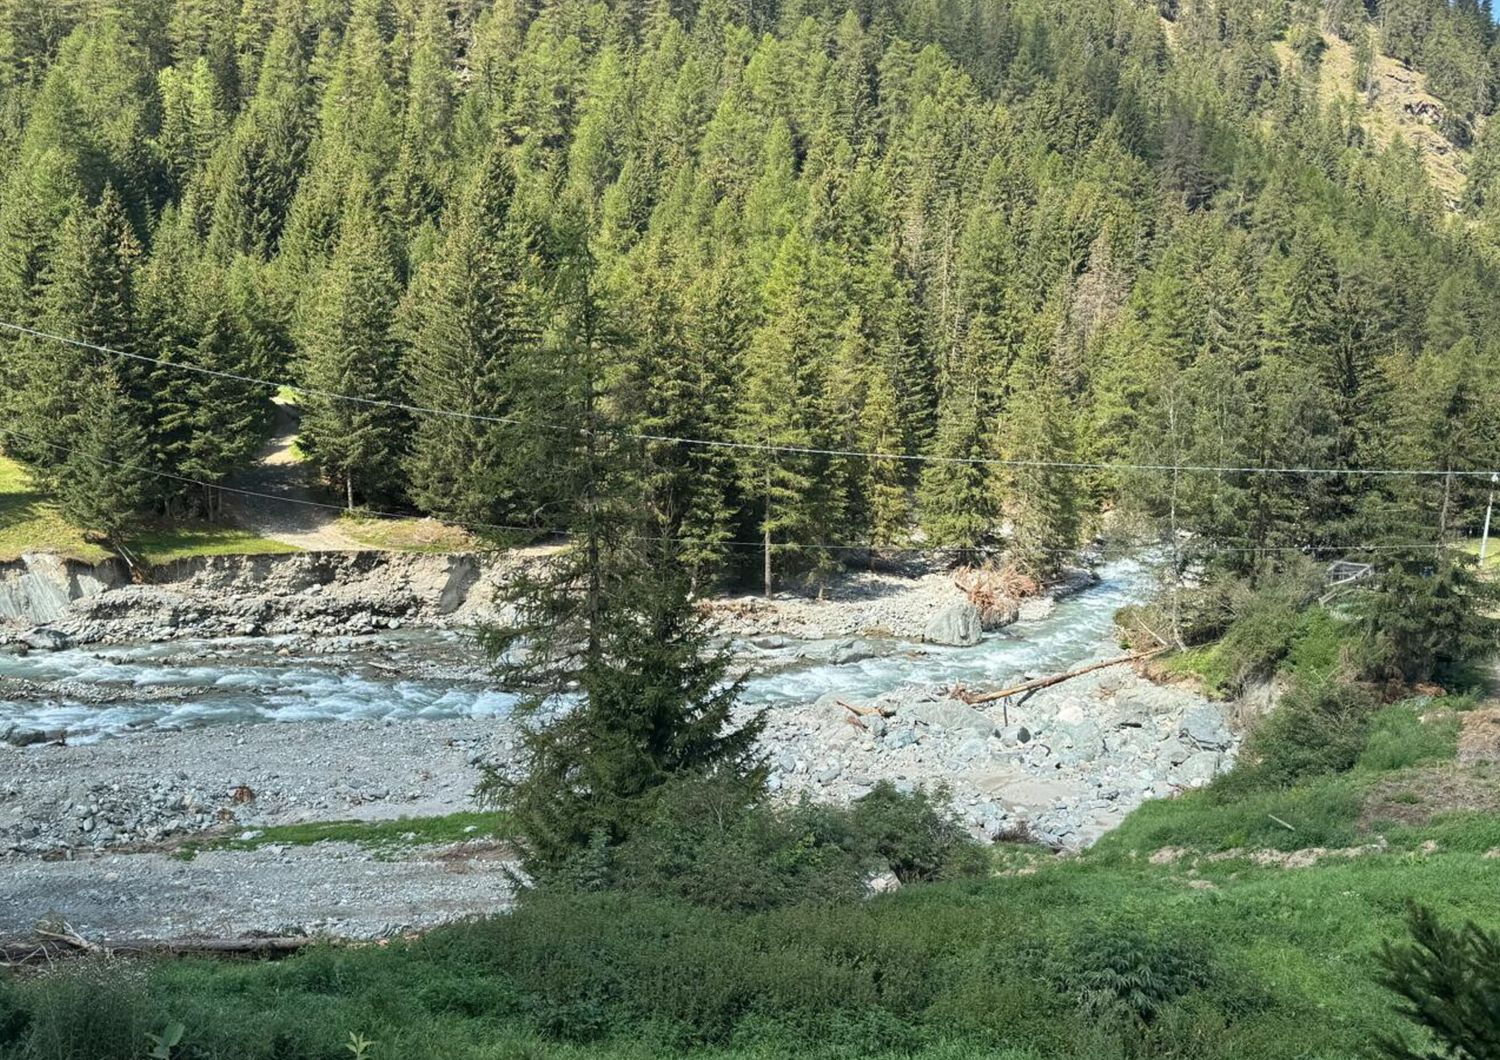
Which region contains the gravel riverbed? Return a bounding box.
[0,553,1237,941]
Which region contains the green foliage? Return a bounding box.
[1232,678,1380,791]
[144,1021,184,1059]
[847,781,989,883]
[9,961,151,1060]
[483,553,765,878]
[1095,773,1368,854]
[607,773,865,910]
[1356,548,1500,690]
[604,776,986,911]
[7,845,1500,1060]
[1357,704,1462,774]
[298,179,407,508]
[1376,904,1500,1060]
[1061,928,1215,1029]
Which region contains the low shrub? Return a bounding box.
[1230,677,1378,790]
[848,782,990,883]
[0,980,27,1049]
[9,961,153,1060]
[1357,703,1462,774]
[608,773,866,911]
[1060,927,1216,1028]
[590,774,986,911]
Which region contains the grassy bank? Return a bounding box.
[1,456,295,566]
[2,839,1493,1059]
[0,456,111,563]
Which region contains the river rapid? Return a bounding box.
[0,560,1152,745]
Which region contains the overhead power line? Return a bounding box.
[0,424,1464,559]
[4,320,1498,480]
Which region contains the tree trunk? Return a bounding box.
[346,474,354,513]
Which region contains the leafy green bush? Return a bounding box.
[609,773,867,911]
[1231,678,1378,790]
[848,782,990,883]
[1144,568,1338,696]
[597,775,986,911]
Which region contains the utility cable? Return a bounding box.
[4,320,1498,479]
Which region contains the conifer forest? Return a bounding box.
[4,3,1500,1059]
[2,0,1499,593]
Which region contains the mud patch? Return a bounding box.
[1360,762,1500,829]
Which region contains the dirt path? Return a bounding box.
[222,399,362,552]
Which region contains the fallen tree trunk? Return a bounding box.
[1,934,322,965]
[954,648,1169,707]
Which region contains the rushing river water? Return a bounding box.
[0,560,1154,744]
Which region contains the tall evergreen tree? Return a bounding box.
[480,222,763,878]
[404,146,540,526]
[299,180,408,508]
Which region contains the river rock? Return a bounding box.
[1181,704,1232,750]
[20,627,71,652]
[906,700,997,736]
[1173,751,1222,788]
[998,724,1032,745]
[924,603,983,647]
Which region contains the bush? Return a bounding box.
[1061,928,1216,1029]
[9,961,153,1060]
[608,773,866,911]
[600,775,986,911]
[1232,678,1378,789]
[1357,703,1462,774]
[0,980,27,1048]
[848,782,990,883]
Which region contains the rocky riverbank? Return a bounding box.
[1,660,1234,864]
[0,548,1241,939]
[0,549,551,648]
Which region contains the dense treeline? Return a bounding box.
[1,0,1499,590]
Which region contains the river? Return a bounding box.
[0,559,1153,745]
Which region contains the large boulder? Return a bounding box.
[1181,704,1232,751]
[906,700,998,737]
[925,603,984,647]
[19,627,72,652]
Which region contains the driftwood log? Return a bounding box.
[953,648,1169,707]
[1,932,324,966]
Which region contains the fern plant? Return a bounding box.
[145,1022,184,1060]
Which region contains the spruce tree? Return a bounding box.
[480,221,763,879]
[737,231,841,595]
[55,368,151,543]
[7,187,142,493]
[299,180,408,509]
[616,239,740,590]
[1004,357,1081,578]
[404,145,540,526]
[861,365,912,562]
[918,395,1001,564]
